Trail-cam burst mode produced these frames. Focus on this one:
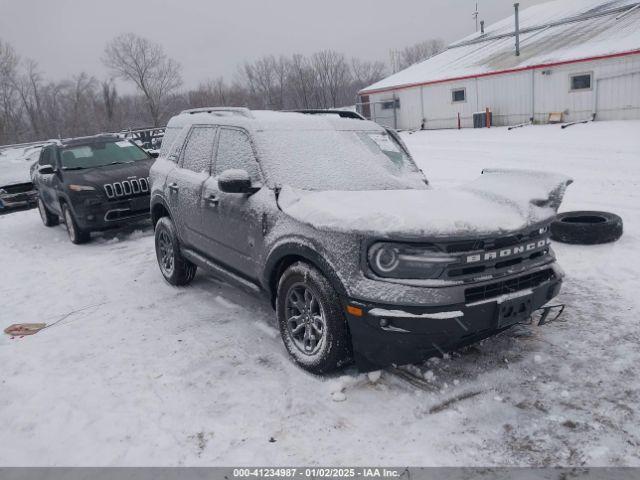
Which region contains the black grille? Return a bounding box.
[0,182,33,194]
[103,177,150,200]
[465,269,555,304]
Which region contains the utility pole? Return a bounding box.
[472,1,479,32]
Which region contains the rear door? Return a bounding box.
[199,127,265,278]
[164,125,216,248]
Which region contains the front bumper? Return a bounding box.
[0,189,38,211]
[72,194,150,231]
[344,267,562,371]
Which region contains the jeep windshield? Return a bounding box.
[256,129,427,191]
[60,141,149,170]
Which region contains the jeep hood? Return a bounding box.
[277,169,572,238]
[61,158,154,186]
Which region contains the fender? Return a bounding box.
[263,240,349,303]
[150,194,173,226]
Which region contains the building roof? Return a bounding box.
[361,0,640,95]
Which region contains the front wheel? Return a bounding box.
[276,262,352,374]
[37,197,59,227]
[62,204,90,244]
[154,216,197,286]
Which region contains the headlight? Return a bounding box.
[368,242,457,279]
[68,184,96,192]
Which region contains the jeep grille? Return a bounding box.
[103,178,150,200]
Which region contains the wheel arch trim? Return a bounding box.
[263,240,349,305]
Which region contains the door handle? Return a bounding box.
[206,194,219,207]
[168,182,179,192]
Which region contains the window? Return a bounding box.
[452,88,466,103]
[180,126,216,174]
[39,147,54,166]
[214,128,260,180]
[570,73,592,91]
[166,127,190,163]
[159,127,181,157]
[381,99,400,110]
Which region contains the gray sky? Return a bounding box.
[0,0,548,89]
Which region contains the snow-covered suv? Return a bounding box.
[150,107,571,373]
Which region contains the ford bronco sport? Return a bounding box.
[33,135,154,244]
[150,107,571,373]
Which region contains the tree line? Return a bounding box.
[0,34,444,146]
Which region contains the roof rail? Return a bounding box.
[291,109,366,120]
[180,107,255,119]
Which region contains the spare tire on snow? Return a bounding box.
[551,211,623,245]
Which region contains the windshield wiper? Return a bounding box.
[106,161,134,166]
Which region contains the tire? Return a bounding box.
[62,203,90,244]
[551,211,623,245]
[276,262,352,374]
[37,196,59,227]
[154,216,197,286]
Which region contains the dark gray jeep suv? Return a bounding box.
[150,107,571,373]
[33,135,154,243]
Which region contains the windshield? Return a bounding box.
[60,141,149,170]
[256,129,427,191]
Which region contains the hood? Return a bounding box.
[0,157,33,188]
[277,169,572,238]
[62,158,154,187]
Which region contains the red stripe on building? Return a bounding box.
[359,49,640,96]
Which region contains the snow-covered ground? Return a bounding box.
[1,121,639,466]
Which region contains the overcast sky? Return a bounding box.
[0,0,548,89]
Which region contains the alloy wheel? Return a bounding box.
[157,229,175,277]
[285,283,326,355]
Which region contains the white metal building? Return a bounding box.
[358,0,640,129]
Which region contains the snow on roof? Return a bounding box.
[361,0,640,95]
[167,109,383,132]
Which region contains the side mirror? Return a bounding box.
[218,169,258,194]
[38,165,55,175]
[147,150,159,158]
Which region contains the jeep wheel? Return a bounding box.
[155,216,197,286]
[37,197,59,227]
[62,204,90,244]
[276,262,351,374]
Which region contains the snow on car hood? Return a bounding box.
[277,169,572,237]
[0,152,33,187]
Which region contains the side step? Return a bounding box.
[181,248,263,295]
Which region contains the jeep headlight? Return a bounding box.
[368,242,456,279]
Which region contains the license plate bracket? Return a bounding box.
[497,295,533,328]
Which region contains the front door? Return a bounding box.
[199,127,265,279]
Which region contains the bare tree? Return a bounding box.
[14,59,45,137]
[288,54,317,109]
[0,39,22,143]
[64,73,97,135]
[312,50,351,108]
[351,58,387,91]
[103,33,182,126]
[397,39,445,70]
[101,79,118,130]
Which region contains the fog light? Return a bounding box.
[379,318,389,328]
